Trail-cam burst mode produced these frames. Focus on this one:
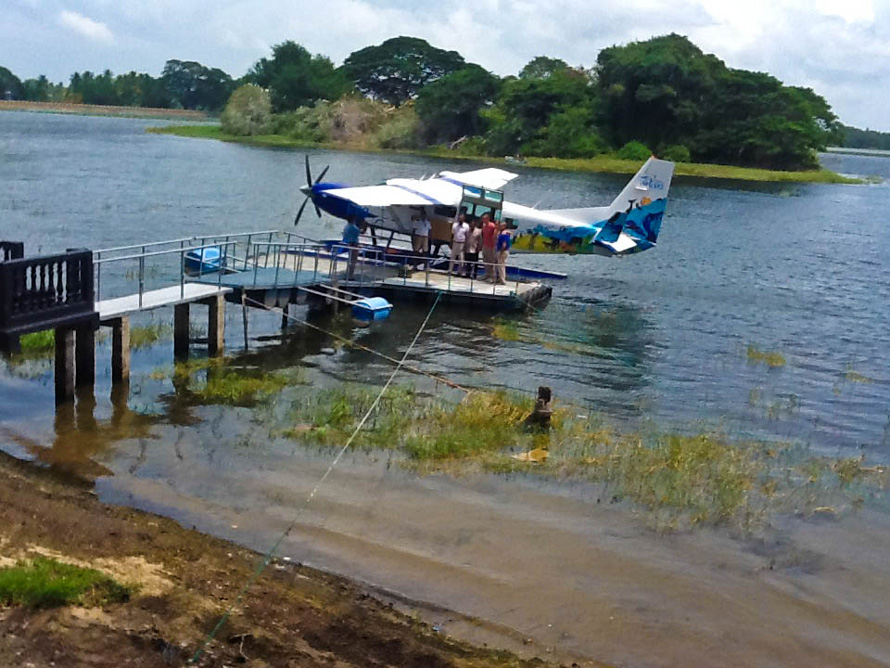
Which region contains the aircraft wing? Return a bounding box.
[437,168,519,190]
[321,178,463,208]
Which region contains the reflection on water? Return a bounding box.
[3,113,890,666]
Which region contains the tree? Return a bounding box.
[415,65,501,143]
[342,36,465,106]
[249,41,351,112]
[596,33,722,150]
[485,67,596,155]
[519,56,570,80]
[0,66,25,100]
[162,59,234,110]
[221,84,272,136]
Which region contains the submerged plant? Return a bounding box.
[746,344,786,368]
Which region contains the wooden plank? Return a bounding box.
[97,284,231,321]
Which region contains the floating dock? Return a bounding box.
[0,230,556,404]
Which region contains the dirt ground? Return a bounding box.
[0,452,565,668]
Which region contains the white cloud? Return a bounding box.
[2,0,888,128]
[58,9,114,44]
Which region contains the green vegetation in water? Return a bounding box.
[153,357,303,406]
[0,556,131,609]
[130,323,172,350]
[491,317,522,342]
[19,329,55,354]
[844,365,873,384]
[284,384,888,531]
[746,344,787,368]
[151,125,860,185]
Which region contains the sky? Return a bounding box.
[3,0,889,130]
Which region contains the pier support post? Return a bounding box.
[241,293,249,350]
[54,326,75,404]
[75,325,95,388]
[174,303,190,360]
[111,317,130,383]
[205,295,225,356]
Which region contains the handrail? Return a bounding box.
[94,229,284,256]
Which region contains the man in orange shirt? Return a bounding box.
[480,213,498,282]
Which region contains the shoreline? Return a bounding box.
[149,124,862,184]
[0,450,566,667]
[0,100,212,122]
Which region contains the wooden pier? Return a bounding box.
[0,231,554,405]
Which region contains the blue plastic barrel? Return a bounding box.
[184,247,223,275]
[352,296,393,323]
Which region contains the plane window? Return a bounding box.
[434,206,457,217]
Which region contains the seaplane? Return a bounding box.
[294,155,674,257]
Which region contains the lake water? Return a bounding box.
[2,111,890,666]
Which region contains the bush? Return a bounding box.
[270,103,332,142]
[221,84,271,136]
[373,105,421,149]
[660,144,691,162]
[617,140,652,161]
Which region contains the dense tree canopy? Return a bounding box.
[519,56,570,80]
[249,41,351,112]
[2,33,852,170]
[161,60,234,110]
[342,36,465,106]
[415,64,500,143]
[0,66,24,100]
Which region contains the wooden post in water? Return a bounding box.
[74,325,95,388]
[241,292,249,350]
[205,294,225,356]
[111,316,130,383]
[54,326,75,404]
[173,303,190,360]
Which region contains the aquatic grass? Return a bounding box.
[19,329,55,354]
[0,557,130,609]
[746,344,786,368]
[491,318,521,342]
[130,323,172,350]
[152,357,302,406]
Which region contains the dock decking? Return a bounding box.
[97,283,232,322]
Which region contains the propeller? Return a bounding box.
[294,155,331,226]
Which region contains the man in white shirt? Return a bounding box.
[412,211,431,254]
[449,213,470,276]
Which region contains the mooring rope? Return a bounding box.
[189,291,443,664]
[242,294,471,393]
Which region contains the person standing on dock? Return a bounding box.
[481,213,497,282]
[412,210,431,267]
[464,217,482,279]
[450,213,470,276]
[495,221,512,285]
[343,215,361,280]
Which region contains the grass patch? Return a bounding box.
[283,383,888,531]
[491,318,521,342]
[154,357,301,406]
[0,556,130,609]
[151,125,861,184]
[747,344,786,368]
[19,330,55,354]
[130,323,171,350]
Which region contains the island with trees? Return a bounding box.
[1,34,874,182]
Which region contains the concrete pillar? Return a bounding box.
[241,293,249,350]
[54,327,75,404]
[205,295,225,356]
[174,303,190,360]
[75,326,95,388]
[111,317,130,383]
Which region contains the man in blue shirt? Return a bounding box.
[343,216,361,279]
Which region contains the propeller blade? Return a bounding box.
[304,154,312,186]
[294,196,310,226]
[313,201,322,218]
[314,165,330,184]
